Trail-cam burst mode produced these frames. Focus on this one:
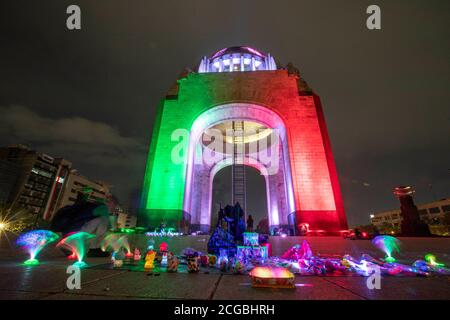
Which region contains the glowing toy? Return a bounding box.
[360,253,385,266]
[199,255,209,267]
[100,233,122,253]
[218,248,228,271]
[147,239,155,250]
[100,233,132,257]
[16,230,60,265]
[125,252,134,259]
[413,255,450,275]
[237,246,267,263]
[233,260,245,274]
[161,252,168,266]
[372,235,400,263]
[187,255,200,273]
[133,248,141,261]
[157,242,168,265]
[114,249,125,268]
[424,254,444,267]
[119,235,132,258]
[56,232,95,268]
[342,255,377,276]
[249,266,295,289]
[167,252,179,272]
[281,240,313,260]
[208,254,217,267]
[243,232,259,246]
[159,242,168,252]
[67,252,77,260]
[144,250,156,271]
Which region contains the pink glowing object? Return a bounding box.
[67,253,77,260]
[160,242,168,252]
[57,232,95,264]
[249,266,294,279]
[281,240,313,260]
[249,266,295,289]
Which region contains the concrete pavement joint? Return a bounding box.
[208,273,223,300]
[318,277,369,300]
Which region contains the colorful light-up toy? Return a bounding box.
[167,252,179,272]
[249,266,295,289]
[16,230,60,265]
[144,250,156,271]
[372,235,400,263]
[100,233,132,257]
[424,254,444,267]
[57,232,95,268]
[118,235,132,257]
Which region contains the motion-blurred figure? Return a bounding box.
[50,187,116,256]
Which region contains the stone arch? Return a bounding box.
[183,102,295,232]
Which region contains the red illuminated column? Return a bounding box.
[285,95,347,232]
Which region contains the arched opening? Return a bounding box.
[210,165,268,231]
[183,103,296,233]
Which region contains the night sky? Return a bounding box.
[1,0,449,227]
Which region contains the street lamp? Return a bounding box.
[0,221,7,231]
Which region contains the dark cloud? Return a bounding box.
[0,105,146,204]
[1,0,449,226]
[0,105,143,149]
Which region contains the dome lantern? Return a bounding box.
[198,46,276,73]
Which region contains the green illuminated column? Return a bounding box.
[141,99,189,226]
[141,76,214,228]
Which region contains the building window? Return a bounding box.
[429,207,440,214]
[441,205,450,213]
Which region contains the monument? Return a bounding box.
[141,46,348,234]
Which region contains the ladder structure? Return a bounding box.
[231,121,247,214]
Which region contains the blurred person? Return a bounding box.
[50,187,116,257]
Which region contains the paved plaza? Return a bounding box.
[0,235,449,300]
